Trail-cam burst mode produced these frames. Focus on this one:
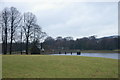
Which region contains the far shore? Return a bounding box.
[36,50,119,54]
[2,50,119,55]
[80,50,119,53]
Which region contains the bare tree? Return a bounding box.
[39,32,47,51]
[0,8,10,54]
[23,12,37,54]
[31,24,47,42]
[9,7,22,54]
[30,23,47,54]
[32,24,47,50]
[20,27,23,54]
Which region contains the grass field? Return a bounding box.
[2,55,118,78]
[0,55,2,79]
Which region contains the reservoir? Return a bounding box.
[50,53,119,59]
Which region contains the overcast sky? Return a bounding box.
[0,0,118,39]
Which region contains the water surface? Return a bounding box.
[51,53,119,59]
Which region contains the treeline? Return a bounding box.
[2,35,119,53]
[43,36,120,50]
[0,7,47,54]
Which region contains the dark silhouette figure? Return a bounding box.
[59,52,61,54]
[65,52,66,55]
[71,52,72,55]
[77,51,81,55]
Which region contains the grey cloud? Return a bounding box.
[0,2,118,39]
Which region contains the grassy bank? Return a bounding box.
[3,55,118,78]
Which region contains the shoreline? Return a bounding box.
[80,50,119,53]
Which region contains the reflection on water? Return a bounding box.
[51,53,119,59]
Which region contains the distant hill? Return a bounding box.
[99,35,119,39]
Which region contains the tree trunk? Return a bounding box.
[20,30,22,55]
[4,27,7,55]
[26,37,29,55]
[10,16,14,55]
[2,41,5,55]
[21,43,22,55]
[10,35,13,55]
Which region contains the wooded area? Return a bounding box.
[0,7,47,54]
[43,36,119,50]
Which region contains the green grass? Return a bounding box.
[2,55,118,78]
[0,55,2,79]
